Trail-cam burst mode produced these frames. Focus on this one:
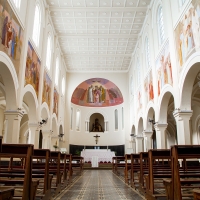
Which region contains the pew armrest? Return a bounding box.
[163,178,172,200]
[193,189,200,200]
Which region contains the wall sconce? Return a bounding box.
[58,133,64,141]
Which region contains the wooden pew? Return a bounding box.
[145,149,171,200]
[49,151,62,196]
[124,154,131,184]
[60,153,69,187]
[32,149,52,199]
[193,189,200,200]
[0,144,39,200]
[113,156,125,176]
[112,156,117,173]
[138,152,148,195]
[0,137,14,199]
[64,154,72,183]
[130,153,140,189]
[71,156,84,176]
[163,145,200,200]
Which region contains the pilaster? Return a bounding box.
[173,109,193,145]
[154,123,168,149]
[4,110,24,143]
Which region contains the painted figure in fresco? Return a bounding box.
[6,21,12,48]
[166,55,173,85]
[88,85,94,103]
[191,7,200,48]
[2,16,8,46]
[91,118,103,132]
[149,79,154,100]
[94,86,100,103]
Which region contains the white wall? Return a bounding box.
[65,72,130,148]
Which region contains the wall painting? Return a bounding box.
[144,70,154,103]
[175,0,200,71]
[137,87,142,113]
[0,0,24,75]
[71,78,124,107]
[156,41,173,96]
[25,41,40,97]
[53,88,59,117]
[42,70,51,108]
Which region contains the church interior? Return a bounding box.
[0,0,200,199]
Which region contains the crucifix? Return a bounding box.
[93,134,100,144]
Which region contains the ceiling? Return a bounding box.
[46,0,152,72]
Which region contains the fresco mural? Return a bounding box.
[175,0,200,71]
[53,88,59,117]
[156,41,173,96]
[25,41,41,97]
[0,0,24,75]
[42,70,51,108]
[137,87,142,112]
[144,70,154,103]
[71,78,124,107]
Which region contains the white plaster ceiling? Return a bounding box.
[46,0,151,72]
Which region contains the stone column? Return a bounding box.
[173,109,193,145]
[135,136,144,153]
[28,123,40,148]
[4,110,23,143]
[143,131,153,151]
[42,130,51,149]
[85,122,87,132]
[154,123,168,149]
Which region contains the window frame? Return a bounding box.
[157,5,165,45]
[12,0,21,9]
[32,3,41,47]
[46,34,52,70]
[55,57,60,86]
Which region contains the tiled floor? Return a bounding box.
[55,170,144,200]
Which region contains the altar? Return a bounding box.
[81,149,115,163]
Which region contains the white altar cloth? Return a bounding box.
[81,149,115,162]
[91,156,99,167]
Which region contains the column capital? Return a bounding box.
[135,136,144,140]
[4,110,24,118]
[143,130,153,136]
[173,109,193,120]
[28,122,38,128]
[154,123,168,131]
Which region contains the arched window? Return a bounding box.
[122,107,124,130]
[145,37,151,69]
[76,109,80,131]
[157,5,165,45]
[12,0,21,8]
[32,3,41,46]
[115,109,118,131]
[55,57,59,86]
[179,0,186,7]
[46,35,52,70]
[137,59,140,86]
[62,77,65,96]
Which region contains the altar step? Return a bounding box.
[83,163,112,170]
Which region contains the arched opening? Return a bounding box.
[19,114,29,144]
[146,107,156,149]
[39,130,43,149]
[89,113,104,132]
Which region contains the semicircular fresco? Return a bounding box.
[71,78,124,107]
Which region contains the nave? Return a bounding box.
[55,170,144,200]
